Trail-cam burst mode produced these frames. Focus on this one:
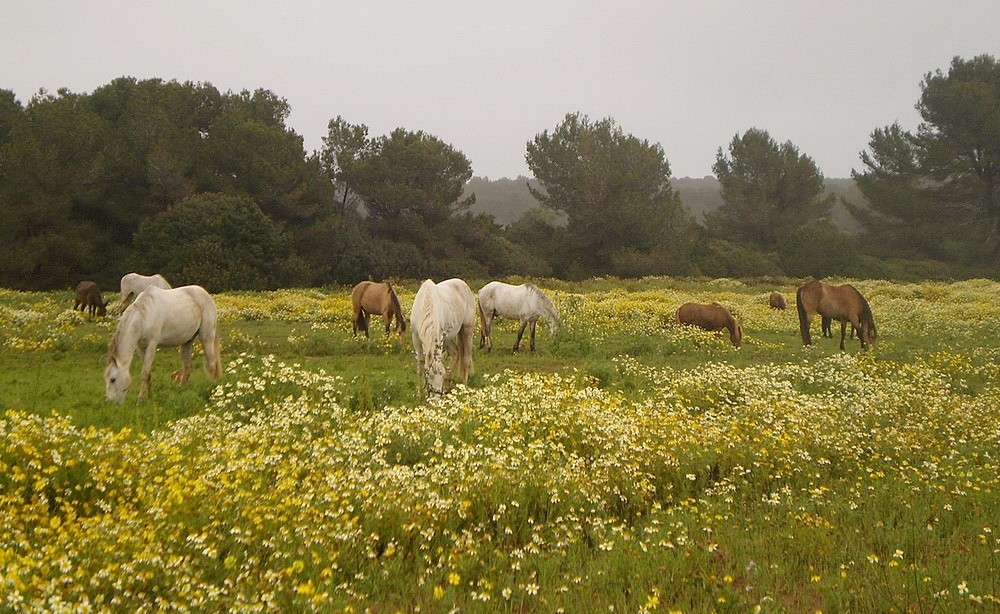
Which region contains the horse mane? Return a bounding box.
[106,300,143,363]
[525,283,558,320]
[856,290,877,332]
[417,280,439,348]
[386,282,406,331]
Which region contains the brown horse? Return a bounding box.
[74,281,107,317]
[796,280,877,350]
[352,281,406,338]
[769,292,787,310]
[676,302,743,348]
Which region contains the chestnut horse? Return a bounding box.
[675,302,743,348]
[796,280,877,350]
[74,281,107,317]
[768,292,787,310]
[352,280,406,338]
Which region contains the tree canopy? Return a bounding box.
[525,112,695,278]
[0,78,334,289]
[3,59,999,290]
[707,128,833,250]
[853,54,1000,269]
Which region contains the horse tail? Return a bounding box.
[477,290,493,350]
[478,296,490,335]
[796,285,812,345]
[355,307,368,333]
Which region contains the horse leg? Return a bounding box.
[452,328,473,385]
[138,343,157,400]
[384,311,392,336]
[529,320,537,351]
[461,325,474,383]
[202,331,222,378]
[443,339,459,390]
[839,321,848,351]
[174,343,193,384]
[513,320,529,353]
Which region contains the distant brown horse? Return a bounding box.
[74,281,107,317]
[769,292,787,310]
[796,280,877,350]
[676,302,743,348]
[352,281,406,338]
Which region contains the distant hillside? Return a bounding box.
[465,175,867,232]
[464,176,540,225]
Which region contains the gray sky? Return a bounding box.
[3,1,998,179]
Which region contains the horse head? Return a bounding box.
[423,343,448,397]
[860,320,878,350]
[104,356,132,403]
[730,320,743,349]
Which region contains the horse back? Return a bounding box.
[136,285,217,345]
[480,281,530,319]
[438,279,477,326]
[75,280,102,301]
[677,302,730,330]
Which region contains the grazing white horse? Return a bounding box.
[120,272,172,308]
[478,281,560,352]
[410,278,477,397]
[104,285,222,403]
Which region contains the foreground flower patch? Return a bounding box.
[2,352,998,611]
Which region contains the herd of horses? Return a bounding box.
[676,280,877,352]
[78,273,876,403]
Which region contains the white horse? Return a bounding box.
[119,272,171,308]
[104,285,222,403]
[410,278,477,397]
[478,281,560,353]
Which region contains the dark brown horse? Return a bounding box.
[352,281,406,338]
[676,302,743,348]
[796,280,877,350]
[768,292,787,310]
[74,281,107,317]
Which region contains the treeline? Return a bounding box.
[467,176,864,231]
[2,55,998,291]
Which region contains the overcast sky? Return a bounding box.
[3,1,998,179]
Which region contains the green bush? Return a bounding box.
[693,238,784,278]
[132,193,291,291]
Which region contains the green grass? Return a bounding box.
[1,278,998,612]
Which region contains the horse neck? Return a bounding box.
[109,310,141,367]
[539,297,559,327]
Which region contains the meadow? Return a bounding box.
[0,277,998,613]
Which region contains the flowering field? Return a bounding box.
[0,278,998,612]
